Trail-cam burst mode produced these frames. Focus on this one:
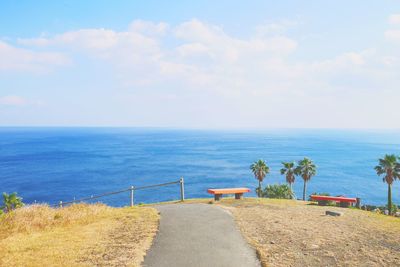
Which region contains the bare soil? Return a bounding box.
[217,198,400,267]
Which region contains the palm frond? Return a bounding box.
[375,154,400,185]
[295,157,317,181]
[250,159,270,182]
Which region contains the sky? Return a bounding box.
[1,1,400,128]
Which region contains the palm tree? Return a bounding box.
[1,192,24,213]
[280,162,296,191]
[294,157,317,201]
[374,154,400,215]
[250,159,270,197]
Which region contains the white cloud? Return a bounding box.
[177,43,210,57]
[5,18,400,128]
[0,95,43,107]
[174,19,224,43]
[385,29,400,43]
[19,29,120,50]
[385,14,400,43]
[0,95,28,106]
[18,24,163,72]
[129,20,169,36]
[388,14,400,25]
[15,19,300,94]
[255,19,299,36]
[174,19,297,57]
[0,41,69,72]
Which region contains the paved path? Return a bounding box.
[143,203,260,267]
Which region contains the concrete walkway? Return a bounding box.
[143,203,260,267]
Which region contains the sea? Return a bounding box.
[1,127,400,207]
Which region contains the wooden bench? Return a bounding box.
[207,188,250,201]
[310,195,357,207]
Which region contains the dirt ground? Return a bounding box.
[216,198,400,267]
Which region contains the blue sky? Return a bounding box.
[1,1,400,128]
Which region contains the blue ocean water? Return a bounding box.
[1,128,400,206]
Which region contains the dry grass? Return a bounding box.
[215,198,400,267]
[6,198,398,266]
[0,203,159,267]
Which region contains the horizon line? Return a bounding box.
[1,126,400,132]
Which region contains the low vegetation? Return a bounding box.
[1,192,24,213]
[251,157,317,201]
[362,203,399,215]
[259,184,294,199]
[0,203,159,267]
[250,154,400,217]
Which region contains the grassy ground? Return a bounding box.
[2,198,399,267]
[212,198,400,267]
[0,203,159,267]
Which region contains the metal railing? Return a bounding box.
[53,177,185,207]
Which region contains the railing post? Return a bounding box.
[180,177,185,201]
[59,201,63,208]
[356,197,361,209]
[130,186,135,207]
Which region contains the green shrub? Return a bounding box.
[260,184,295,199]
[1,192,24,213]
[363,204,397,213]
[387,203,398,215]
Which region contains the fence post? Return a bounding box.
[59,201,63,208]
[180,177,185,201]
[130,186,135,207]
[356,197,361,209]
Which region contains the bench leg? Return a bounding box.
[340,202,350,208]
[235,193,243,200]
[214,194,222,201]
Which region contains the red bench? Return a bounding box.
[207,188,250,201]
[310,195,357,207]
